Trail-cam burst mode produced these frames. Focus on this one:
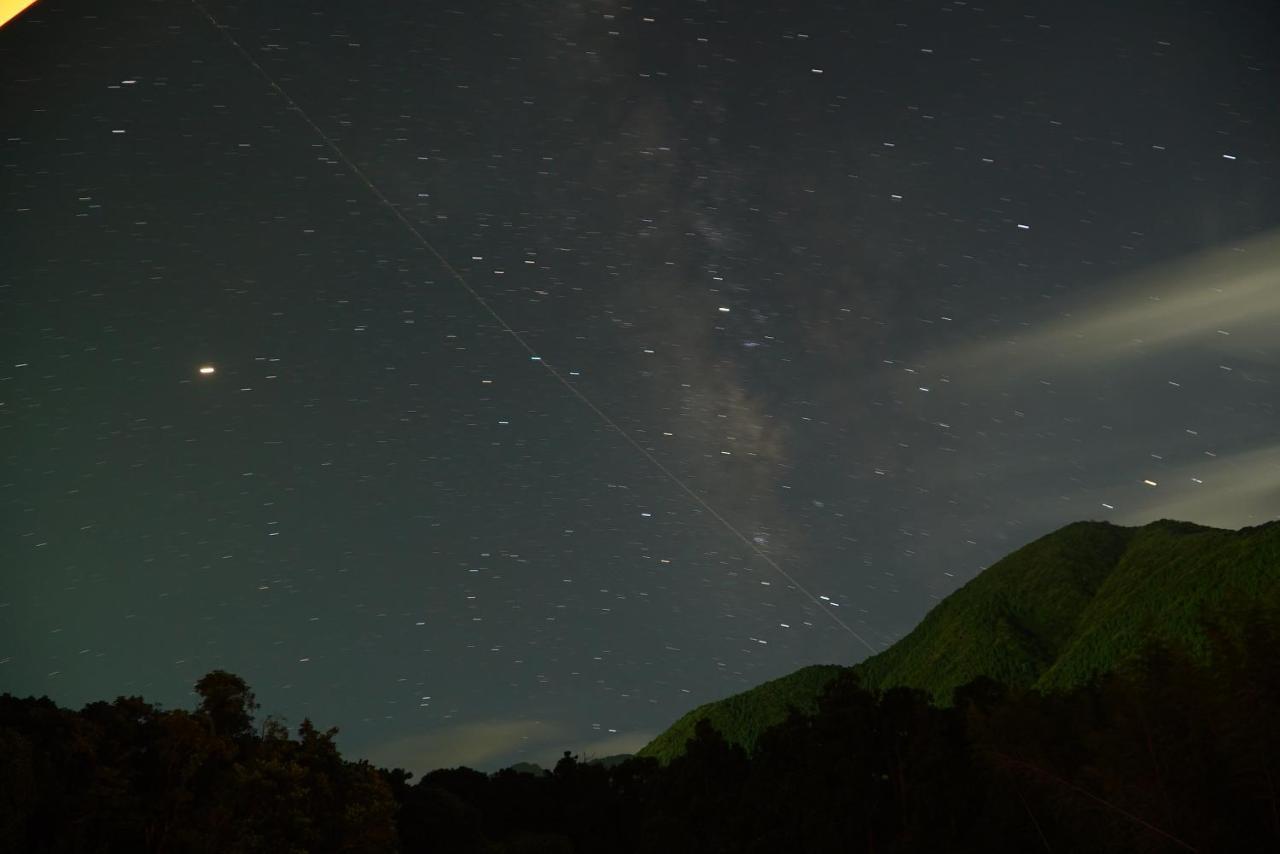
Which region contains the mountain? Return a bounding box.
[585,753,634,769]
[504,762,546,776]
[638,518,1280,763]
[636,665,846,765]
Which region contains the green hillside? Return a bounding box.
[636,664,846,765]
[638,518,1280,763]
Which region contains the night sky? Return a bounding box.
[3,0,1277,773]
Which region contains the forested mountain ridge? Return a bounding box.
[3,517,1278,852]
[5,598,1277,851]
[639,518,1280,763]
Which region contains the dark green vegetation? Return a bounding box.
[3,518,1278,852]
[640,518,1280,763]
[0,671,399,853]
[4,613,1278,852]
[636,664,846,767]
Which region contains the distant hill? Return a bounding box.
[636,665,846,765]
[639,518,1280,763]
[585,753,634,769]
[504,762,547,776]
[501,754,632,777]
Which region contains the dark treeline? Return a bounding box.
[3,609,1277,853]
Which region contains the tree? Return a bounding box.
[194,670,258,740]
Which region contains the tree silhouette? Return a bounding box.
[194,670,258,740]
[3,617,1279,854]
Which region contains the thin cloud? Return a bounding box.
[362,719,566,775]
[1110,443,1280,530]
[530,730,658,769]
[359,721,657,776]
[936,228,1280,378]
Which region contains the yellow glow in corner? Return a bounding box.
[1,0,40,30]
[198,365,216,376]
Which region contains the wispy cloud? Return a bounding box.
[530,730,657,768]
[1109,443,1280,530]
[935,228,1280,378]
[899,229,1280,534]
[359,720,657,776]
[362,720,566,775]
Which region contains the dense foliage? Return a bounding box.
[4,518,1277,851]
[0,670,398,853]
[637,664,846,766]
[641,518,1280,763]
[3,606,1277,852]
